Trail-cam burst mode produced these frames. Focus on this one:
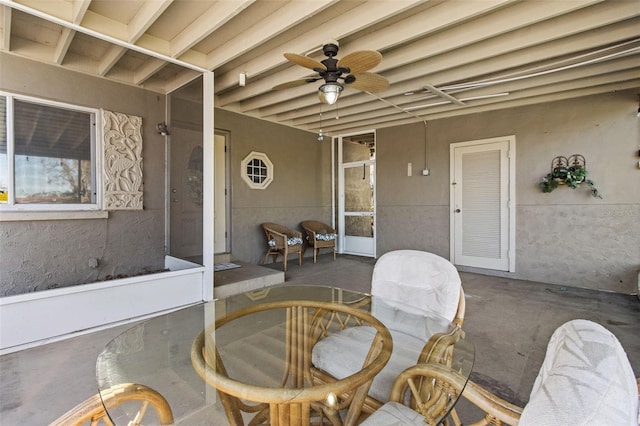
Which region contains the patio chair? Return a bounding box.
[361,319,639,426]
[311,250,465,413]
[261,222,303,272]
[301,220,337,263]
[49,383,174,426]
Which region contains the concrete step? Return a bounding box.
[214,261,284,299]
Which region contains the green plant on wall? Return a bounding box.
[539,155,602,198]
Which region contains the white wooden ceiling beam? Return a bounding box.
[53,27,74,64]
[321,79,640,134]
[288,48,640,128]
[164,69,203,94]
[1,5,11,50]
[128,0,173,43]
[264,26,640,125]
[0,0,207,71]
[80,9,128,40]
[334,72,640,130]
[214,0,426,93]
[98,45,126,76]
[206,0,338,70]
[134,58,166,85]
[51,0,89,64]
[169,0,255,58]
[236,2,638,113]
[97,1,172,77]
[282,33,640,126]
[297,63,639,130]
[219,0,604,107]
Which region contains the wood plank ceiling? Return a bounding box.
[1,0,639,137]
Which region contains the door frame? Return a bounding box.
[449,135,516,272]
[336,130,377,258]
[214,130,231,254]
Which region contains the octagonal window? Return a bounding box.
[241,151,273,189]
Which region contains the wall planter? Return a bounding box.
[0,256,204,354]
[539,154,601,198]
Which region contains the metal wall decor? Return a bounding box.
[540,154,601,198]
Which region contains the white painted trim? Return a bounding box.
[449,135,516,272]
[0,91,102,212]
[240,151,273,190]
[0,256,204,354]
[0,210,108,221]
[202,71,215,301]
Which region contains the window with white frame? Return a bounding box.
[0,93,98,211]
[241,151,273,189]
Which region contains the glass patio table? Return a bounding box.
[96,285,474,425]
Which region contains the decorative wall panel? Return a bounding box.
[102,110,143,210]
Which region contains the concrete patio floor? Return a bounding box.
[1,253,638,424]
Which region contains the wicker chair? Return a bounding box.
[301,220,337,263]
[261,222,303,272]
[49,383,174,426]
[361,319,639,426]
[311,250,465,414]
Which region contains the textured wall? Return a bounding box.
[0,54,166,295]
[3,52,637,295]
[376,90,639,293]
[215,108,333,265]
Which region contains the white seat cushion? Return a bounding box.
[519,319,638,426]
[359,401,424,425]
[371,250,461,322]
[312,250,462,404]
[312,326,427,402]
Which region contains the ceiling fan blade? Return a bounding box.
[272,79,313,90]
[284,53,327,71]
[337,50,382,73]
[348,72,389,92]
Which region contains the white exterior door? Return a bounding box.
[450,136,515,271]
[338,132,376,258]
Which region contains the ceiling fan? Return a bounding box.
[273,41,389,105]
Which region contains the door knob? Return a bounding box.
[455,209,461,213]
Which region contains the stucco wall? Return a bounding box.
[2,52,637,295]
[215,108,333,265]
[0,54,167,295]
[377,90,639,293]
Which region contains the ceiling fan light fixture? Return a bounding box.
[318,83,343,105]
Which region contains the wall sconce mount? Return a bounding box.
[156,122,170,136]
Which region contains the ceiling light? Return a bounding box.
[318,83,343,105]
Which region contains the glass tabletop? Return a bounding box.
[97,285,474,425]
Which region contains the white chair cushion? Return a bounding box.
[267,237,303,247]
[519,319,638,426]
[359,401,424,425]
[371,250,461,321]
[315,232,336,241]
[312,250,462,404]
[312,326,427,402]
